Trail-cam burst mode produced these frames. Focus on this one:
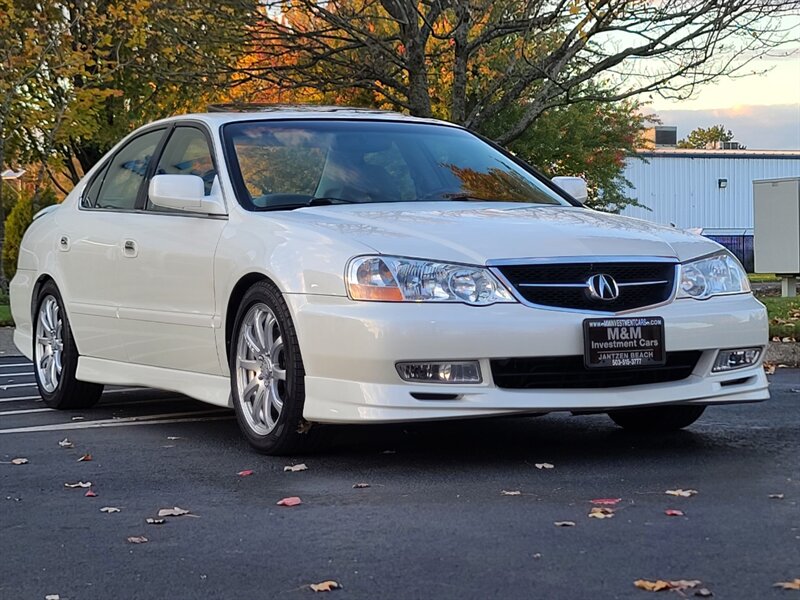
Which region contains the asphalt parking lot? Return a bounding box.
[1,355,799,600]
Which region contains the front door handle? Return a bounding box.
[122,239,138,258]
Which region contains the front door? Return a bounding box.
[113,125,227,375]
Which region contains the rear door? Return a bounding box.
[58,128,166,361]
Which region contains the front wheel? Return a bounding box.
[608,405,706,432]
[33,281,104,409]
[229,280,319,455]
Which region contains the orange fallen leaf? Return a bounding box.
[237,470,254,477]
[85,489,97,497]
[78,453,92,462]
[276,496,302,507]
[588,507,614,519]
[634,579,702,592]
[591,498,621,505]
[773,579,800,590]
[309,580,341,592]
[665,509,685,516]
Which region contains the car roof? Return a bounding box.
[148,105,462,129]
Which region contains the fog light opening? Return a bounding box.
[396,361,482,384]
[712,348,761,373]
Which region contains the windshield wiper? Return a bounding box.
[256,197,359,211]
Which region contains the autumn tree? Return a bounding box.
[677,124,742,149]
[244,0,798,145]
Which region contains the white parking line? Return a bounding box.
[0,383,37,390]
[0,407,53,416]
[0,387,143,403]
[0,372,35,377]
[0,363,33,368]
[0,410,233,433]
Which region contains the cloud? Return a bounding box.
[647,104,800,150]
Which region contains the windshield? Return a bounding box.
[222,120,568,211]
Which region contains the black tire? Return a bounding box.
[33,281,103,409]
[608,405,706,432]
[229,280,320,455]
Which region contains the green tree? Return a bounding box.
[2,187,57,281]
[677,125,742,149]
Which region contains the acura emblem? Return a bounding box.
[586,274,619,301]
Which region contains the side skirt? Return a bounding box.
[76,356,232,408]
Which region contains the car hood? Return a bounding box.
[269,202,721,265]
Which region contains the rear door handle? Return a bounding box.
[58,235,70,251]
[122,239,138,258]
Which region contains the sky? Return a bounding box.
[643,48,800,150]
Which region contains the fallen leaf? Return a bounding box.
[533,553,542,559]
[591,498,622,505]
[352,483,370,489]
[782,337,796,343]
[85,489,97,497]
[58,438,74,448]
[126,536,148,544]
[276,496,302,507]
[665,489,698,497]
[77,453,92,462]
[100,507,120,513]
[296,419,313,434]
[166,436,181,441]
[157,506,190,517]
[774,579,800,590]
[634,579,702,592]
[381,450,396,454]
[71,416,84,421]
[764,363,777,375]
[64,481,92,488]
[554,521,576,527]
[146,518,166,525]
[45,595,60,600]
[769,494,785,500]
[237,470,254,477]
[535,463,554,469]
[588,507,614,519]
[11,458,28,465]
[773,336,781,342]
[284,463,308,472]
[501,490,521,496]
[695,589,713,597]
[665,509,685,517]
[309,580,341,592]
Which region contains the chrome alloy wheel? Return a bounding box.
[235,303,287,435]
[35,295,63,393]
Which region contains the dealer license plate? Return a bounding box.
[583,317,665,369]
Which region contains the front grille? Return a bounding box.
[490,351,701,389]
[495,261,676,312]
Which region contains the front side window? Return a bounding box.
[150,127,216,211]
[94,129,164,210]
[223,120,567,211]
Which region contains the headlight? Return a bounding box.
[677,251,750,300]
[346,256,516,305]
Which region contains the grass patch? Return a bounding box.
[749,273,779,283]
[759,296,800,340]
[0,304,12,327]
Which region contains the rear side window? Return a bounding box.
[94,129,164,210]
[81,163,110,208]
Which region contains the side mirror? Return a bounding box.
[552,176,588,204]
[149,174,227,215]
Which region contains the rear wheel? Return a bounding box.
[229,280,319,455]
[608,405,706,432]
[33,281,103,409]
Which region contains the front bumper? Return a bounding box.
[286,293,769,423]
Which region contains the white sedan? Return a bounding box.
[10,107,768,454]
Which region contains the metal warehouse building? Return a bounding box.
[621,148,800,230]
